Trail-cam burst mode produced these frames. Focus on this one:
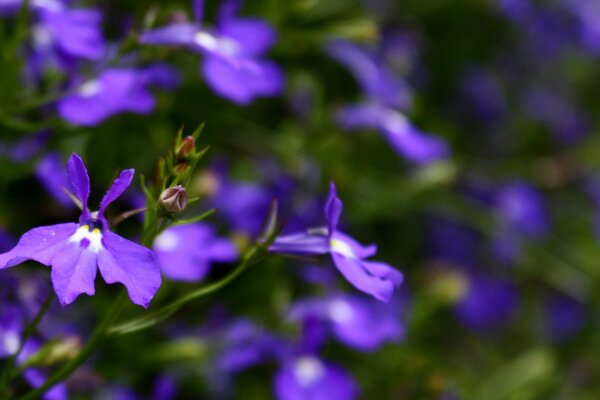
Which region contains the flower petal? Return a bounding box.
[139,23,198,47]
[50,242,98,306]
[98,169,134,217]
[331,254,401,302]
[67,153,90,211]
[201,56,283,104]
[0,223,78,269]
[269,232,330,256]
[219,18,277,56]
[325,182,342,235]
[97,231,161,307]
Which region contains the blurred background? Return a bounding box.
[2,0,600,398]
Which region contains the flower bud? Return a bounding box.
[176,136,196,160]
[159,185,188,214]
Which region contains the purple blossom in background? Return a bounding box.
[274,355,358,400]
[544,293,586,343]
[19,339,68,400]
[216,319,285,373]
[203,167,271,236]
[57,65,179,126]
[458,67,507,124]
[35,152,76,208]
[455,274,518,333]
[0,131,49,163]
[491,182,549,264]
[497,182,548,236]
[0,153,161,307]
[154,222,238,282]
[140,0,284,104]
[426,217,481,270]
[0,305,22,358]
[288,293,404,351]
[0,0,105,60]
[522,88,588,144]
[270,182,403,302]
[327,39,448,164]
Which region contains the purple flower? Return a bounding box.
[0,153,161,307]
[455,274,518,333]
[34,5,105,61]
[1,1,105,61]
[57,67,171,126]
[289,294,404,351]
[274,356,358,400]
[0,305,22,358]
[153,222,238,282]
[495,182,550,238]
[35,152,76,208]
[270,183,403,302]
[140,0,283,104]
[203,166,271,235]
[544,293,586,343]
[327,40,448,164]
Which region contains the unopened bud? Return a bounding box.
[159,185,188,214]
[176,136,196,160]
[174,162,191,175]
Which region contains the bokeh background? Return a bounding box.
[2,0,600,398]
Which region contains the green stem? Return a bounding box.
[14,292,127,400]
[109,246,266,336]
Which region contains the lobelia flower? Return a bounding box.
[491,181,549,264]
[154,222,238,282]
[139,0,284,104]
[288,293,405,351]
[0,153,161,307]
[543,293,586,343]
[454,274,518,333]
[57,64,179,126]
[212,315,358,400]
[327,39,448,164]
[270,182,403,302]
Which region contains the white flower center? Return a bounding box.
[327,299,354,323]
[293,356,325,387]
[154,230,179,252]
[32,25,53,46]
[330,238,356,259]
[78,80,102,97]
[2,331,20,355]
[69,225,103,254]
[194,31,239,56]
[383,110,410,135]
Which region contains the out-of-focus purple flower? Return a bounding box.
[327,39,448,164]
[0,305,22,358]
[289,294,404,351]
[270,182,403,302]
[154,222,238,282]
[203,168,271,236]
[544,293,586,343]
[0,131,50,163]
[426,217,481,270]
[458,67,507,123]
[57,68,167,126]
[140,0,283,104]
[0,153,161,307]
[34,5,105,61]
[522,88,588,144]
[19,339,68,400]
[455,274,518,333]
[35,152,76,208]
[216,319,285,373]
[274,355,359,400]
[566,0,600,54]
[1,1,105,61]
[495,182,549,238]
[0,227,15,253]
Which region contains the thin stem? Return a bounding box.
[14,292,127,400]
[109,245,266,336]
